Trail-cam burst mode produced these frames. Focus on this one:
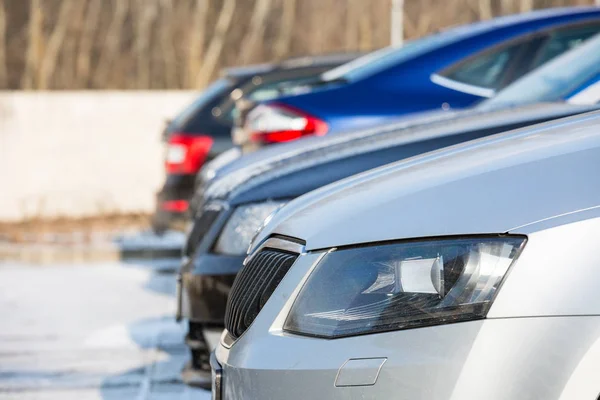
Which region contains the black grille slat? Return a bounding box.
[233,251,280,337]
[242,253,289,327]
[225,249,298,339]
[229,252,266,336]
[227,251,270,333]
[225,251,262,335]
[260,255,295,308]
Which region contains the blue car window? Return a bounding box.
[482,33,600,107]
[442,42,525,89]
[321,32,457,82]
[531,22,600,69]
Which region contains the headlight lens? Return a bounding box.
[284,236,526,338]
[214,202,286,256]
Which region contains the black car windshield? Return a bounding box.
[171,78,232,127]
[483,33,600,108]
[321,24,480,82]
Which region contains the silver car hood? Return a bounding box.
[253,111,600,251]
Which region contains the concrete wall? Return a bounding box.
[0,91,197,222]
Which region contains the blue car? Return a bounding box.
[239,7,600,148]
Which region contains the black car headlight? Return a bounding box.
[284,236,526,338]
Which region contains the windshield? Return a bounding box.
[220,75,327,122]
[170,78,232,128]
[321,25,473,82]
[483,33,600,107]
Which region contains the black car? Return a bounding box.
[153,53,362,231]
[177,101,600,386]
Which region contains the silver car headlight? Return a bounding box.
[284,236,526,338]
[214,201,286,256]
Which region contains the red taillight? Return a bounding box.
[165,134,213,174]
[160,200,189,213]
[247,103,328,144]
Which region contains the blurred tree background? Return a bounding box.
[1,0,595,90]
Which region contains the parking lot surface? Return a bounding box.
[0,262,210,400]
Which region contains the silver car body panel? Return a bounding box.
[217,112,600,399]
[217,219,600,399]
[252,111,600,251]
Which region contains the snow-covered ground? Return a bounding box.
[0,261,209,400]
[114,230,186,252]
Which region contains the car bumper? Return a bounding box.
[158,174,197,203]
[153,174,196,229]
[178,253,245,323]
[215,316,600,400]
[210,352,224,400]
[157,174,196,213]
[212,251,600,399]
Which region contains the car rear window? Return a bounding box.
[483,33,600,107]
[321,22,484,82]
[171,78,232,129]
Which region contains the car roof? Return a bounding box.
[482,6,598,23]
[250,111,600,250]
[437,6,600,37]
[220,52,364,79]
[278,52,365,69]
[221,63,274,79]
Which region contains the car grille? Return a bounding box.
[225,248,299,339]
[183,205,222,257]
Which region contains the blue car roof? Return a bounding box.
[322,6,600,83]
[462,6,600,27]
[445,6,600,44]
[220,53,364,78]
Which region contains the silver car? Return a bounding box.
[213,111,600,400]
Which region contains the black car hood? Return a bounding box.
[203,103,599,207]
